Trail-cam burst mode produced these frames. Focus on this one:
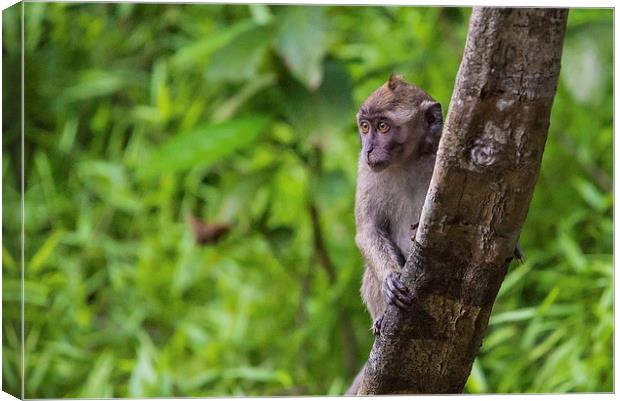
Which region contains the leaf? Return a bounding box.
[497,265,532,299]
[176,370,219,393]
[283,61,354,139]
[24,2,47,51]
[489,307,536,325]
[187,214,230,245]
[139,116,271,178]
[2,245,16,270]
[212,74,276,122]
[561,35,606,104]
[171,20,256,70]
[206,24,274,83]
[29,229,65,274]
[249,4,273,25]
[557,232,587,272]
[222,366,292,386]
[129,342,157,397]
[151,60,171,121]
[80,352,114,398]
[3,279,48,306]
[465,359,488,393]
[573,177,605,211]
[77,161,142,212]
[312,168,351,208]
[275,6,329,89]
[58,117,79,153]
[27,352,52,395]
[63,69,140,102]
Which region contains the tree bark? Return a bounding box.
[357,7,568,394]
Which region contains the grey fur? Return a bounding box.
[355,147,436,320]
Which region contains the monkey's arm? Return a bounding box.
[355,218,405,280]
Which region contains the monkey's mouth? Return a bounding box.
[367,160,390,172]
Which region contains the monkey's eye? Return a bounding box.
[360,121,370,134]
[377,122,390,133]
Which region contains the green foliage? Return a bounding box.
[275,6,329,89]
[2,4,612,397]
[139,116,272,178]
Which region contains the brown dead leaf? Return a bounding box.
[187,214,230,245]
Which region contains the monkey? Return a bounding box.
[355,74,441,337]
[345,74,440,395]
[345,75,524,395]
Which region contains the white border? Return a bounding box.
[0,2,616,401]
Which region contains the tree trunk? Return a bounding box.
[357,7,568,394]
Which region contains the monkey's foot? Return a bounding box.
[372,316,384,336]
[383,271,414,309]
[410,222,419,241]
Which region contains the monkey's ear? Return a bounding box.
[424,101,443,136]
[388,74,404,91]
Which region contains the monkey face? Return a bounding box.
[357,117,406,172]
[356,75,444,172]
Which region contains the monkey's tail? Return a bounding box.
[344,364,366,396]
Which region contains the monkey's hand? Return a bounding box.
[383,271,414,310]
[372,273,414,337]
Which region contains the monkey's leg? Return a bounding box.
[361,266,387,337]
[383,271,414,309]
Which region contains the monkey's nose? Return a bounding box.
[366,146,374,156]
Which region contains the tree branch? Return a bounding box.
[357,7,568,394]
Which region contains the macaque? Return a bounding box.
[354,75,442,338]
[346,75,523,395]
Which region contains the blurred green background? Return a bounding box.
[2,4,612,397]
